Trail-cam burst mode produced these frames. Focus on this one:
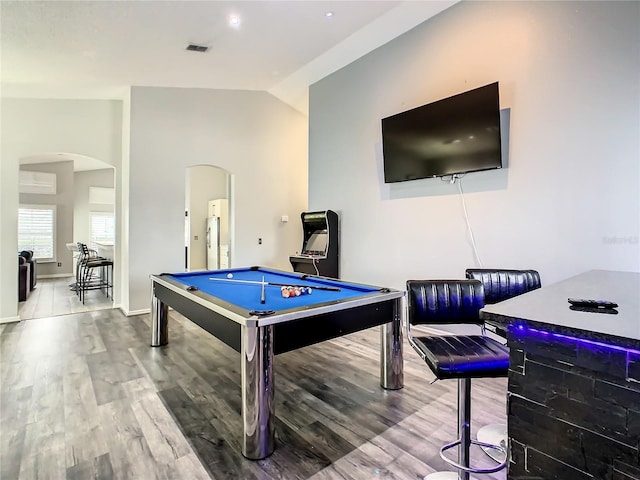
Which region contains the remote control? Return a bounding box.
[568,298,618,309]
[569,305,618,315]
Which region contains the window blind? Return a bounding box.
[90,212,115,250]
[18,206,56,261]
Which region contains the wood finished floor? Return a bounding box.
[1,307,508,480]
[18,276,113,321]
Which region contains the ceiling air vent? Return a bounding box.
[186,44,209,53]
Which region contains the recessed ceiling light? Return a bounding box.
[229,15,241,27]
[325,12,334,18]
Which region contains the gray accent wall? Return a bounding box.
[308,0,640,289]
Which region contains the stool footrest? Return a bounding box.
[440,438,507,474]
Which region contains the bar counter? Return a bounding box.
[481,270,640,480]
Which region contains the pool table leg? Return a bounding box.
[380,297,404,389]
[241,324,275,460]
[151,295,169,347]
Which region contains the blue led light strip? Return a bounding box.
[512,324,640,356]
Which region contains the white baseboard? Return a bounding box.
[38,273,74,279]
[0,315,21,324]
[122,307,150,317]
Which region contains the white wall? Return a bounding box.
[126,87,307,313]
[308,0,640,290]
[120,90,132,315]
[1,90,306,319]
[1,99,122,322]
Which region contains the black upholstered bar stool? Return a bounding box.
[465,269,541,306]
[406,279,509,480]
[464,269,541,464]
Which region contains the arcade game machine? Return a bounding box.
[289,210,339,278]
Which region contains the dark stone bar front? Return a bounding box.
[481,270,640,480]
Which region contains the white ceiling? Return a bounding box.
[2,0,457,170]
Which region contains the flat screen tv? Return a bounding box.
[381,82,502,183]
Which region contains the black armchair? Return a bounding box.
[19,250,37,290]
[18,256,30,301]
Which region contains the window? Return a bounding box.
[90,212,115,250]
[18,205,56,262]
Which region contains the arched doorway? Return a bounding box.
[18,152,116,319]
[185,165,232,271]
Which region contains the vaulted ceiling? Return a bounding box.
[2,0,457,170]
[2,1,456,112]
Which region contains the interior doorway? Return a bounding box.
[18,154,116,320]
[185,165,232,271]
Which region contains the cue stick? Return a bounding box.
[207,277,341,291]
[261,276,266,304]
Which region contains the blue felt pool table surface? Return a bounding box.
[163,267,380,313]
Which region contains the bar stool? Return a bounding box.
[406,279,509,480]
[465,268,542,462]
[76,242,113,304]
[465,269,541,305]
[464,268,541,464]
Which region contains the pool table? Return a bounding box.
[149,266,404,460]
